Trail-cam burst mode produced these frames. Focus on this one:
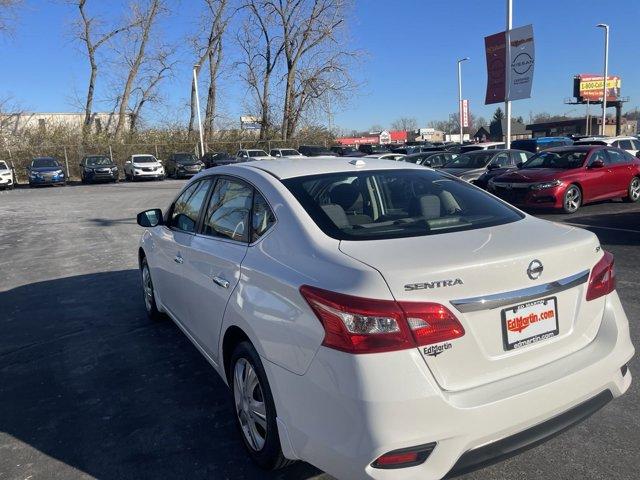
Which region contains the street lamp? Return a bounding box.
[596,23,609,136]
[193,64,205,157]
[457,57,469,145]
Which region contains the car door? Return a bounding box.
[582,149,611,201]
[179,176,253,361]
[605,148,634,195]
[153,179,213,322]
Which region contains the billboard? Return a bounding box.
[573,75,621,102]
[240,115,260,130]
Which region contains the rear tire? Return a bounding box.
[141,257,163,321]
[623,176,640,203]
[230,342,294,471]
[562,184,581,213]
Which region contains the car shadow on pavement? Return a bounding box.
[560,211,640,246]
[0,270,326,480]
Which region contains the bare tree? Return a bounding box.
[189,0,231,141]
[129,46,177,131]
[75,0,141,137]
[0,0,21,34]
[114,0,164,137]
[390,117,418,131]
[266,0,356,140]
[236,0,284,139]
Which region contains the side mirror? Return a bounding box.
[137,209,163,227]
[487,163,499,170]
[422,160,432,166]
[589,159,605,169]
[516,162,524,169]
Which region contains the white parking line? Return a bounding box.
[566,222,640,234]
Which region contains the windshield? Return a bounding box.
[133,156,157,163]
[32,158,59,168]
[522,150,588,169]
[248,150,268,157]
[86,156,111,166]
[283,169,523,241]
[444,152,493,169]
[174,153,198,163]
[0,161,7,170]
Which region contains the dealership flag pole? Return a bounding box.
[505,0,512,148]
[193,65,206,157]
[596,24,609,136]
[457,57,469,144]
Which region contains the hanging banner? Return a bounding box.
[508,24,535,101]
[461,99,469,128]
[484,31,507,105]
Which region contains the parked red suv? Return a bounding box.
[489,146,640,213]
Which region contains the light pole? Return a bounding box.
[505,0,512,149]
[596,24,609,136]
[457,57,469,144]
[192,64,205,157]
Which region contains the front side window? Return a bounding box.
[203,178,253,242]
[588,150,607,166]
[283,169,523,241]
[170,180,212,233]
[492,152,511,167]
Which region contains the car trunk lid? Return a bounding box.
[339,218,604,392]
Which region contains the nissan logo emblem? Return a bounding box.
[527,260,544,280]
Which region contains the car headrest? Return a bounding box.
[329,183,360,211]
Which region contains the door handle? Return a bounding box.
[174,254,184,264]
[212,276,230,289]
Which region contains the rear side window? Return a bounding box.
[170,180,212,233]
[617,140,634,150]
[283,169,523,241]
[203,178,253,242]
[252,193,276,242]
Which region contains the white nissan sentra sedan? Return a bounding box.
[136,157,634,480]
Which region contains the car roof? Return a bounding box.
[234,156,425,180]
[543,145,601,152]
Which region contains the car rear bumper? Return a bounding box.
[265,291,634,480]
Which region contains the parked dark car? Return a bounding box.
[474,151,534,189]
[391,145,423,155]
[402,151,458,168]
[489,146,640,213]
[200,152,236,168]
[440,149,531,183]
[27,157,66,187]
[511,137,574,153]
[330,146,365,157]
[165,152,204,178]
[298,145,336,156]
[357,144,389,155]
[80,155,119,183]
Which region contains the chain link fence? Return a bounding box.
[1,138,330,183]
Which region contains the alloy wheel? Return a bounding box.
[142,264,153,312]
[630,178,640,201]
[564,186,581,213]
[233,358,267,452]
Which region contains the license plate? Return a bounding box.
[501,297,558,350]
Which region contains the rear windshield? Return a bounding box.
[281,149,300,156]
[522,151,588,169]
[248,150,268,157]
[283,169,523,241]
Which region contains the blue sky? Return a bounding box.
[2,0,639,131]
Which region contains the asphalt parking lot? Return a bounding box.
[0,181,638,480]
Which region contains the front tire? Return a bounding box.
[562,184,582,213]
[141,257,163,321]
[230,342,293,471]
[623,176,640,203]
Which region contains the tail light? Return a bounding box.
[586,251,616,301]
[299,285,464,354]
